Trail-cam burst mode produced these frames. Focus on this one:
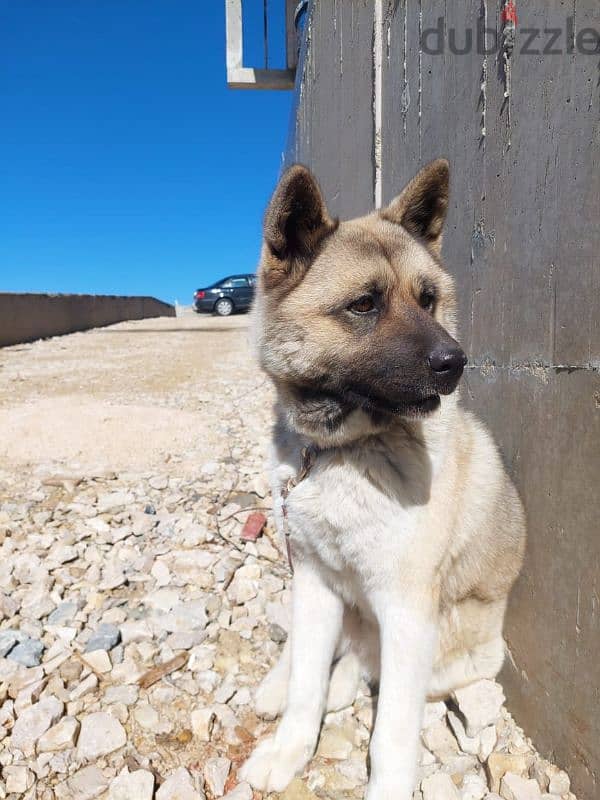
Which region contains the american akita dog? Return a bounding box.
[240,160,526,799]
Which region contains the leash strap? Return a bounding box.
[280,445,318,574]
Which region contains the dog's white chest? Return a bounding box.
[274,446,430,592]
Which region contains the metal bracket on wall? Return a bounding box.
[225,0,296,90]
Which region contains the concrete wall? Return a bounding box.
[0,293,175,348]
[287,2,600,796]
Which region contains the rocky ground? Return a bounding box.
[0,314,576,800]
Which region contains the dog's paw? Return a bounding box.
[239,733,312,792]
[254,671,288,720]
[327,652,361,712]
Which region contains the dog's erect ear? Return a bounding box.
[262,165,337,286]
[380,159,449,254]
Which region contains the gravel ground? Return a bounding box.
[0,314,576,800]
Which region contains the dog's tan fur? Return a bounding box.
[241,160,526,798]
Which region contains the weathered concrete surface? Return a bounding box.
[0,293,175,348]
[287,0,376,220]
[287,1,600,795]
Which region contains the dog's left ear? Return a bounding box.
[262,165,338,288]
[380,159,449,254]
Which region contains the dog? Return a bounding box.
[239,159,526,799]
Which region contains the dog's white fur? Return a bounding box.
[241,396,520,798]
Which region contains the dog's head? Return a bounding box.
[254,159,466,444]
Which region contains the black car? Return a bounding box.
[193,274,256,316]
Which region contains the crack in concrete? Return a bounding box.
[466,362,599,373]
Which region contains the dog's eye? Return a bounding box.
[419,290,436,313]
[348,296,376,314]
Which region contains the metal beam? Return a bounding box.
[225,0,243,73]
[225,0,295,90]
[227,67,295,90]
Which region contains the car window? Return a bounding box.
[221,278,248,288]
[248,276,257,287]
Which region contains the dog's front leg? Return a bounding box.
[365,593,437,800]
[240,562,343,793]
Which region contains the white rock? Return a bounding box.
[338,755,368,788]
[0,629,20,657]
[316,727,353,760]
[421,772,460,800]
[55,764,109,800]
[447,709,481,755]
[101,565,126,589]
[201,461,219,476]
[204,757,231,797]
[487,753,532,793]
[227,566,260,606]
[500,773,542,800]
[76,711,126,760]
[479,724,498,761]
[152,560,172,586]
[110,657,144,685]
[422,701,448,729]
[460,772,487,800]
[421,718,459,763]
[144,588,181,612]
[14,677,45,712]
[265,598,291,631]
[548,770,570,795]
[249,474,270,497]
[120,619,153,644]
[156,767,204,800]
[167,631,204,650]
[104,684,139,705]
[108,768,155,800]
[134,703,160,730]
[37,716,79,752]
[152,599,208,634]
[149,475,169,490]
[10,695,64,755]
[452,679,505,737]
[223,783,253,800]
[81,649,112,673]
[214,678,237,704]
[5,765,35,793]
[232,686,251,706]
[70,672,98,699]
[96,491,134,513]
[191,707,215,741]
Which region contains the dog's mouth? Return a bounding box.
[342,388,441,419]
[289,383,442,435]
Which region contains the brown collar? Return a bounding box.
[280,445,319,573]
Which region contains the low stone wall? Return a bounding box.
[0,293,175,348]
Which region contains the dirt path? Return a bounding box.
[0,313,271,474]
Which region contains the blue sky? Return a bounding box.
[0,1,292,303]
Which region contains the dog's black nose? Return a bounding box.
[428,347,467,378]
